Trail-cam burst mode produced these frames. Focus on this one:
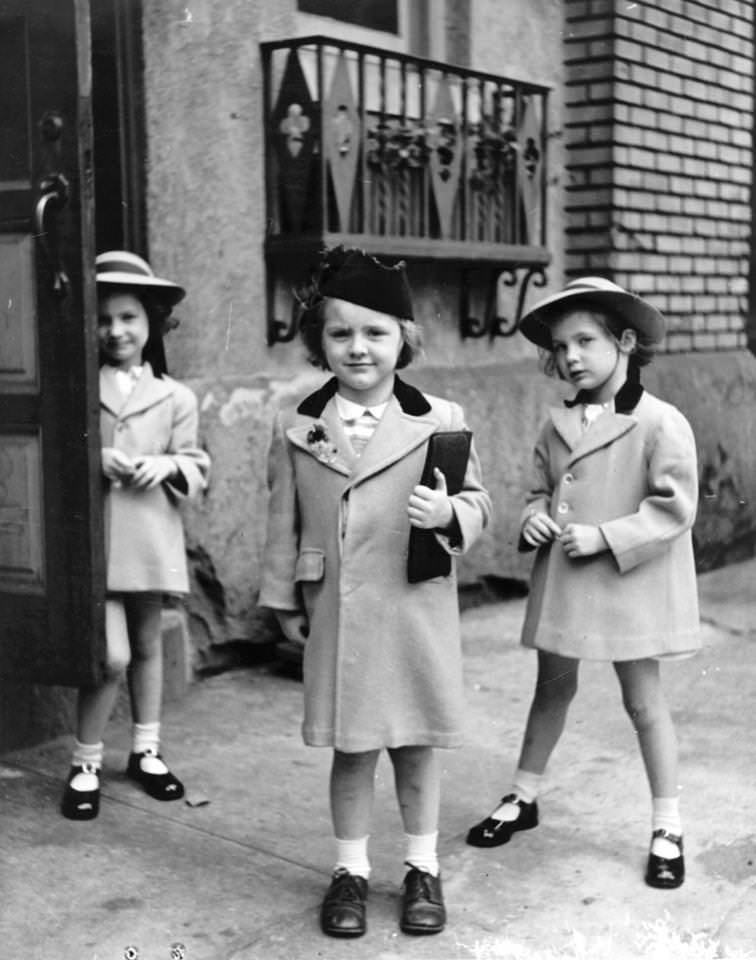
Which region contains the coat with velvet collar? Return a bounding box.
[519,386,700,660]
[259,376,492,752]
[100,363,210,593]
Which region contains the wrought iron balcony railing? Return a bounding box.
[261,36,551,342]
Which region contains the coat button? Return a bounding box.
[563,472,574,484]
[557,501,569,514]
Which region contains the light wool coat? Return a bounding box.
[520,384,700,661]
[260,377,492,752]
[100,363,210,593]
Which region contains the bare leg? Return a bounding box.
[467,651,579,843]
[125,592,163,724]
[330,749,381,839]
[76,597,131,743]
[517,650,580,774]
[388,745,440,835]
[614,658,678,798]
[614,658,683,875]
[390,746,445,933]
[63,598,131,817]
[321,749,378,936]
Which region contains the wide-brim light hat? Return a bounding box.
[520,276,666,348]
[95,250,185,307]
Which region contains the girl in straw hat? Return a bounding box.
[60,251,210,821]
[260,246,491,938]
[466,277,699,890]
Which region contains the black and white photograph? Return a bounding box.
[1,1,755,957]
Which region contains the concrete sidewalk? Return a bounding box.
[1,560,756,960]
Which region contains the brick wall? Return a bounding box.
[564,0,753,352]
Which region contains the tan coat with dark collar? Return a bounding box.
[260,376,492,752]
[520,386,700,660]
[100,363,210,593]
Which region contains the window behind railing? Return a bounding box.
[261,36,551,341]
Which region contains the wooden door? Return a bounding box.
[0,0,105,685]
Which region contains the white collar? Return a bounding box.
[581,399,613,428]
[334,392,389,420]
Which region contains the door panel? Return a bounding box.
[0,0,104,686]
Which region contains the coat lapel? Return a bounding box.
[100,363,174,419]
[286,399,354,477]
[550,405,583,452]
[100,367,127,416]
[346,397,436,488]
[288,376,436,481]
[551,405,638,463]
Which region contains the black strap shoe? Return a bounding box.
[320,869,368,938]
[400,867,445,935]
[645,829,684,888]
[126,749,184,801]
[60,763,100,820]
[466,793,539,847]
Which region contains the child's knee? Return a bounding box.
[333,749,380,774]
[622,695,665,731]
[103,650,130,680]
[535,673,578,706]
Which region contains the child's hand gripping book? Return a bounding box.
[407,430,472,584]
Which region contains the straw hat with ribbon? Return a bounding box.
[95,251,185,308]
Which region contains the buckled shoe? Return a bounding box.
[466,793,539,847]
[61,763,100,820]
[126,749,184,801]
[645,829,684,889]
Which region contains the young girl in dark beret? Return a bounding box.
[466,277,699,890]
[260,247,491,938]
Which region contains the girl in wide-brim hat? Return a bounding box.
[95,251,186,376]
[467,276,700,892]
[61,251,210,821]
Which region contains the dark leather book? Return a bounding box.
[407,430,472,584]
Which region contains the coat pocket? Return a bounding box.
[295,548,325,583]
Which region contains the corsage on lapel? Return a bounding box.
[306,421,339,465]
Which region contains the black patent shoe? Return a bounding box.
[400,867,446,935]
[320,869,368,938]
[126,749,184,801]
[645,829,684,889]
[466,793,539,847]
[60,763,100,820]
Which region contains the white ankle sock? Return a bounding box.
[132,723,168,774]
[334,835,370,879]
[132,721,160,754]
[652,797,682,858]
[404,831,439,877]
[490,769,542,820]
[512,769,542,804]
[70,740,103,791]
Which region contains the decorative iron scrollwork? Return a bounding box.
[468,122,517,193]
[365,119,429,173]
[460,265,548,340]
[266,306,300,345]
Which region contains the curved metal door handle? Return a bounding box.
[34,173,70,299]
